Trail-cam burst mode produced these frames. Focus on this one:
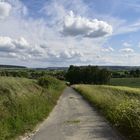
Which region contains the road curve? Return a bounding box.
[30,87,123,140]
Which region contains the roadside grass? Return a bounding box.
[74,84,140,140]
[0,76,65,140]
[110,78,140,88]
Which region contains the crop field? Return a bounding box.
[0,76,65,140]
[110,78,140,88]
[74,84,140,140]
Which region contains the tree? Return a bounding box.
[66,65,111,85]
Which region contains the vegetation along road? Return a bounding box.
[28,87,122,140]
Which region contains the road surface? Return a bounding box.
[29,87,123,140]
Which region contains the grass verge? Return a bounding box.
[73,84,140,140]
[0,76,65,140]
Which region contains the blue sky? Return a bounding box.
[0,0,140,67]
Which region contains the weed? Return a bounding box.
[0,77,65,140]
[74,84,140,140]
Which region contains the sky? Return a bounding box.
[0,0,140,67]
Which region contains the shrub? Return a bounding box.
[38,76,62,89]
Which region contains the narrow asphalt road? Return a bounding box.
[30,87,123,140]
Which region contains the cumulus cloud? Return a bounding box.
[0,35,85,64]
[0,36,15,51]
[8,52,17,57]
[46,49,83,61]
[0,0,116,67]
[13,37,29,49]
[119,48,134,53]
[1,0,138,67]
[0,36,46,61]
[42,0,89,25]
[59,50,83,59]
[101,47,114,52]
[0,36,30,54]
[62,11,113,38]
[0,2,11,19]
[123,42,132,47]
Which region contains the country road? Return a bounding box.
[29,87,123,140]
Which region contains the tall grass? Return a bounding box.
[0,77,65,140]
[74,85,140,140]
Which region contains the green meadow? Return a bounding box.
[0,76,65,140]
[110,78,140,88]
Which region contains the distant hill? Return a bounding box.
[99,66,140,71]
[35,67,68,71]
[1,65,140,71]
[35,66,140,71]
[0,65,26,69]
[46,67,68,70]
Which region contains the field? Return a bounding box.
[110,78,140,88]
[74,84,140,140]
[0,76,65,140]
[1,66,140,140]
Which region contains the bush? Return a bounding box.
[38,76,62,89]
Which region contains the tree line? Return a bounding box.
[0,69,66,80]
[66,65,111,84]
[112,69,140,78]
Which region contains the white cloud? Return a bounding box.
[13,37,29,49]
[119,48,134,53]
[62,11,113,38]
[0,1,108,66]
[123,42,132,47]
[59,50,83,59]
[0,35,86,65]
[113,19,140,35]
[8,52,17,57]
[0,36,15,51]
[1,0,139,67]
[42,0,89,25]
[138,42,140,48]
[101,46,114,52]
[0,2,11,19]
[123,0,140,13]
[0,36,46,62]
[0,36,30,52]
